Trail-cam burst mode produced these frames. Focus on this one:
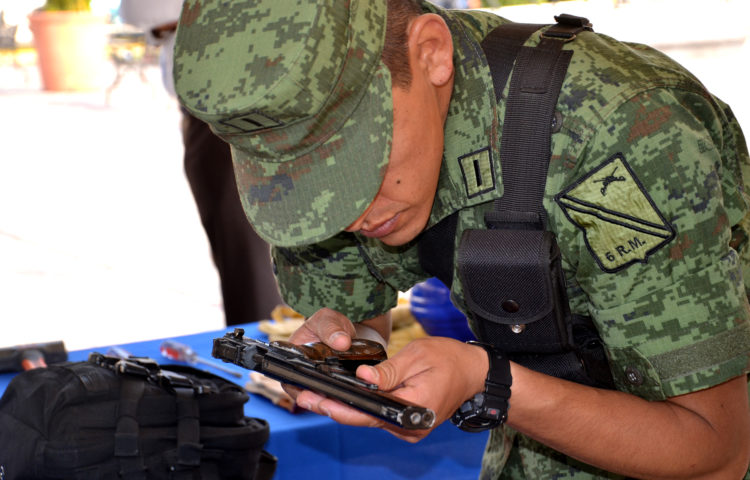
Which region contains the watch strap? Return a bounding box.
[451,341,512,432]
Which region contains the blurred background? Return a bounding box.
[1,0,748,351]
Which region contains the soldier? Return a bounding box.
[174,0,750,478]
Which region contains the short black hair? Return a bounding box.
[382,0,422,88]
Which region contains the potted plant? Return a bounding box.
[28,0,110,91]
[40,0,93,10]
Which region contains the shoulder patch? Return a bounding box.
[555,153,675,272]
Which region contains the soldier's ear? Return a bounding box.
[406,13,454,87]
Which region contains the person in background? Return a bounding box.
[118,0,283,325]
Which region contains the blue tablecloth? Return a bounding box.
[0,324,488,479]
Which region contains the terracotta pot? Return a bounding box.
[28,10,109,91]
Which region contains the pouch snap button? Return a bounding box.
[501,300,520,313]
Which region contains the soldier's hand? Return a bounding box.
[283,308,358,404]
[288,307,358,351]
[296,336,489,442]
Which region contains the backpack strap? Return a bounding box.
[115,378,148,479]
[175,385,202,470]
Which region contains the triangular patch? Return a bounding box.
[555,153,675,272]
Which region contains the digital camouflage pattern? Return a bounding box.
[173,0,392,247]
[270,4,750,479]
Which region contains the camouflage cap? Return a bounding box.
[173,0,393,247]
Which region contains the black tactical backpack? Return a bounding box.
[0,353,276,480]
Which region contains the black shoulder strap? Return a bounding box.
[480,22,544,104]
[417,21,540,286]
[485,14,592,230]
[418,15,591,284]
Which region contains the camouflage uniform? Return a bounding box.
[174,1,750,478]
[272,6,750,479]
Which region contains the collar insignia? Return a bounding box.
[459,147,495,198]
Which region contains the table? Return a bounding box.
[0,324,488,479]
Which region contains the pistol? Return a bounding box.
[212,328,436,430]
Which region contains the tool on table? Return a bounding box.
[244,371,303,413]
[0,341,68,372]
[160,339,243,378]
[105,346,133,359]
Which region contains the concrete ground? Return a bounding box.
[0,0,748,351]
[1,65,227,351]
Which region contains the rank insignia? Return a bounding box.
[459,147,495,198]
[555,153,675,272]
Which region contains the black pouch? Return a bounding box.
[458,228,571,354]
[0,353,276,480]
[457,228,615,389]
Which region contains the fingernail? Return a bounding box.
[320,405,332,418]
[328,332,346,346]
[298,400,311,411]
[363,365,378,381]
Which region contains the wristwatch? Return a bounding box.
[450,341,512,432]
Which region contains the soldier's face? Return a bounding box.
[344,82,445,246]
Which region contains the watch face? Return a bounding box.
[451,391,508,432]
